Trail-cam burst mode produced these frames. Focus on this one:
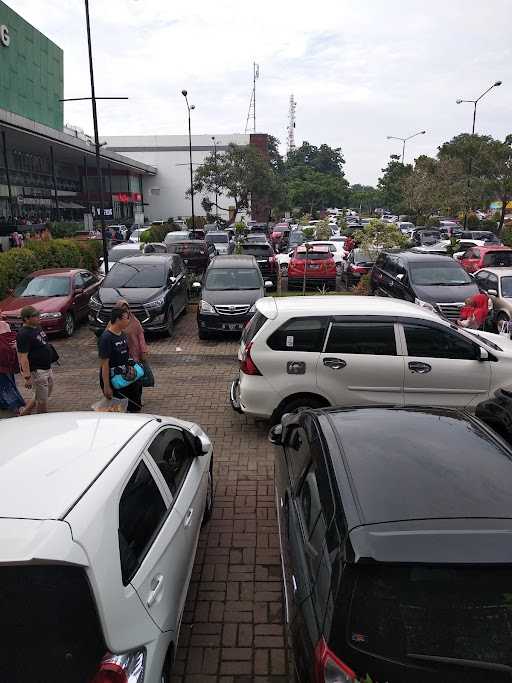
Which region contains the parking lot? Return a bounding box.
[22,308,291,683]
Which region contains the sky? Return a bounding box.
[9,0,512,185]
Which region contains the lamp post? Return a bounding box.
[456,80,502,228]
[386,130,426,165]
[211,136,220,222]
[182,90,195,229]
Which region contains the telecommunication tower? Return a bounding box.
[287,94,296,153]
[244,62,259,134]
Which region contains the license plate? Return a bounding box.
[257,259,267,263]
[308,264,320,270]
[224,323,243,331]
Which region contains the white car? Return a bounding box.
[129,227,151,243]
[0,412,214,682]
[230,295,512,423]
[98,242,143,275]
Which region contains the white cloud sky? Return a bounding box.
[9,0,512,184]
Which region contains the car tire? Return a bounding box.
[202,460,214,526]
[160,643,175,683]
[166,307,174,338]
[64,312,75,337]
[271,395,329,425]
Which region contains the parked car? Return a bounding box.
[0,268,100,337]
[164,231,192,247]
[0,411,213,683]
[89,254,188,337]
[287,246,337,290]
[129,227,151,243]
[99,243,143,275]
[371,251,479,320]
[237,241,278,287]
[458,245,512,273]
[271,224,291,252]
[143,242,168,255]
[193,255,272,340]
[166,240,216,274]
[474,267,512,328]
[249,223,269,236]
[460,230,501,244]
[341,248,377,289]
[229,295,512,423]
[412,239,485,257]
[204,231,231,255]
[271,404,512,683]
[412,229,441,246]
[397,221,415,233]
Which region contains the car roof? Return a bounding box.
[473,245,511,252]
[209,255,256,268]
[322,406,512,527]
[118,254,174,265]
[386,249,458,262]
[476,267,512,277]
[30,268,80,277]
[0,412,155,520]
[168,240,206,245]
[256,294,443,322]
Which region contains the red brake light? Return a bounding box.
[91,662,127,683]
[314,639,356,683]
[240,341,261,376]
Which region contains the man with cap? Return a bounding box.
[16,306,54,414]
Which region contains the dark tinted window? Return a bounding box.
[326,322,396,355]
[501,276,512,298]
[487,273,499,290]
[285,426,311,486]
[81,271,97,288]
[483,251,512,267]
[74,274,85,288]
[119,461,167,584]
[147,427,192,497]
[267,316,329,352]
[104,262,167,288]
[348,565,512,670]
[240,244,273,256]
[409,261,472,285]
[404,323,478,360]
[241,311,268,344]
[205,267,261,290]
[474,271,489,288]
[171,243,206,256]
[294,251,331,260]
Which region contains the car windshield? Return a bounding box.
[240,244,272,255]
[295,251,331,260]
[346,564,512,671]
[109,248,141,262]
[205,267,261,290]
[501,276,512,298]
[165,232,189,243]
[353,249,377,264]
[290,233,305,245]
[103,262,166,288]
[410,261,472,285]
[15,275,70,297]
[206,233,228,244]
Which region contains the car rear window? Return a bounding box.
[173,244,207,256]
[352,249,377,265]
[240,244,273,256]
[483,252,512,267]
[295,251,332,260]
[0,564,105,682]
[242,311,268,344]
[206,233,229,243]
[346,564,512,673]
[267,316,329,351]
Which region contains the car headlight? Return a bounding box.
[414,297,436,312]
[199,300,215,313]
[249,303,256,313]
[145,296,166,310]
[89,295,101,311]
[40,312,62,319]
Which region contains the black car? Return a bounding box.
[166,240,216,274]
[370,250,479,320]
[194,255,271,339]
[342,248,377,289]
[89,254,188,336]
[461,230,501,244]
[412,229,441,246]
[238,241,278,286]
[271,405,512,683]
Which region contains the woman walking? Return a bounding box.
[0,317,25,418]
[115,298,148,409]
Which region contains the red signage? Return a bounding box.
[113,192,142,203]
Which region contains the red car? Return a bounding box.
[287,246,337,289]
[0,268,101,337]
[271,224,291,252]
[459,245,512,273]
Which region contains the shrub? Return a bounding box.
[501,228,512,247]
[353,273,371,295]
[0,248,39,299]
[426,216,441,227]
[185,216,207,230]
[141,223,171,244]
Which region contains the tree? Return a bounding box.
[377,155,412,213]
[191,143,278,224]
[267,135,285,176]
[354,219,409,251]
[286,141,346,177]
[348,184,381,213]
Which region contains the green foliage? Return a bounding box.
[185,216,207,230]
[353,273,371,295]
[466,212,480,228]
[314,219,332,241]
[354,219,408,251]
[426,216,441,227]
[501,228,512,247]
[377,155,413,213]
[349,184,382,213]
[140,223,171,243]
[301,226,315,239]
[0,239,102,300]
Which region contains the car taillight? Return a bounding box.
[239,341,261,376]
[314,639,356,683]
[91,650,145,683]
[269,256,276,270]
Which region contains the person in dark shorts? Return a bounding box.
[98,307,142,413]
[16,306,53,415]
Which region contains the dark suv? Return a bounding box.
[166,240,216,274]
[89,254,188,336]
[272,405,512,683]
[370,250,479,320]
[238,241,277,286]
[194,255,271,339]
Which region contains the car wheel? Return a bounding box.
[160,643,175,683]
[166,307,174,338]
[202,460,214,526]
[271,395,329,425]
[64,312,75,337]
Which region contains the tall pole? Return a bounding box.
[1,131,14,219]
[84,0,109,273]
[49,145,60,221]
[182,90,195,229]
[402,139,406,166]
[253,62,256,134]
[212,136,219,221]
[386,130,426,166]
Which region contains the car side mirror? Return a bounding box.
[169,276,176,285]
[193,434,207,457]
[264,280,273,289]
[488,289,498,296]
[268,424,283,446]
[479,347,489,362]
[396,273,404,281]
[192,282,201,290]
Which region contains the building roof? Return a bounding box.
[0,413,154,520]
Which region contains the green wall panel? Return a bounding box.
[0,0,63,129]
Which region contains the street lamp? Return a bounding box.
[386,130,426,165]
[456,80,503,228]
[456,80,502,134]
[182,90,195,229]
[211,136,221,221]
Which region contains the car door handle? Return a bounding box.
[323,357,347,370]
[408,361,432,374]
[147,574,164,607]
[292,574,298,592]
[184,508,194,528]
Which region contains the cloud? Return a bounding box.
[8,0,512,184]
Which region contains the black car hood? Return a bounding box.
[203,288,264,306]
[412,281,478,303]
[98,287,163,304]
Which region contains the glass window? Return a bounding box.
[148,427,192,497]
[409,262,472,286]
[325,323,397,355]
[267,316,329,352]
[474,271,489,288]
[81,272,97,288]
[483,251,512,267]
[205,233,229,244]
[487,274,499,290]
[404,323,478,360]
[294,251,331,261]
[285,426,311,486]
[352,249,377,266]
[14,275,71,297]
[501,276,512,298]
[205,268,261,291]
[104,262,166,289]
[118,461,167,585]
[241,311,268,345]
[74,274,85,289]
